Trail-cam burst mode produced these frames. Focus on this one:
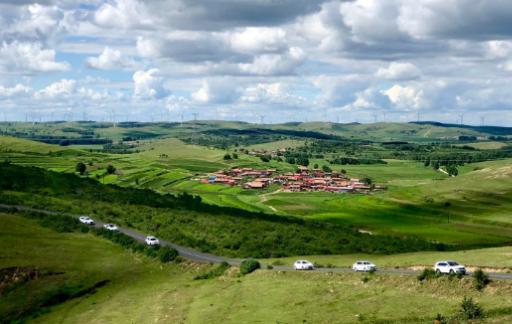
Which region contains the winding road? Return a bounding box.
[3,203,512,281]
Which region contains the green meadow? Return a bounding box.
[3,212,512,323]
[1,121,512,248]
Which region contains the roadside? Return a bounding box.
[2,203,512,280]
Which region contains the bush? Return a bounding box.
[434,313,447,324]
[240,259,260,275]
[159,246,179,263]
[417,268,441,281]
[194,262,231,280]
[473,269,490,291]
[458,297,484,320]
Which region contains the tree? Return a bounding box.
[286,156,296,164]
[296,156,309,167]
[260,155,270,162]
[433,161,440,170]
[424,159,430,167]
[232,153,238,159]
[313,163,319,169]
[223,153,232,160]
[106,164,116,175]
[75,162,86,175]
[322,165,332,173]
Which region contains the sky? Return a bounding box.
[0,0,512,125]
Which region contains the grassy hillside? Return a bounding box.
[0,212,186,322]
[3,213,512,323]
[0,163,439,257]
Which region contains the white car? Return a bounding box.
[352,261,377,272]
[103,223,118,231]
[293,260,314,270]
[145,236,160,246]
[435,260,466,275]
[78,216,95,225]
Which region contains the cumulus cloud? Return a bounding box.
[35,79,76,98]
[0,41,69,73]
[0,84,31,97]
[376,62,421,80]
[229,27,287,54]
[191,79,240,104]
[133,68,167,99]
[382,84,426,110]
[95,0,324,31]
[86,47,138,70]
[238,47,305,75]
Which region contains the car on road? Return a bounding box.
[293,260,314,270]
[352,260,377,272]
[434,260,466,275]
[145,236,160,246]
[103,223,118,231]
[78,216,95,225]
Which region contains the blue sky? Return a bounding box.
[1,0,512,125]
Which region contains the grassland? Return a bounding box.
[1,121,511,248]
[4,213,512,323]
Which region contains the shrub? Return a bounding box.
[106,164,116,175]
[194,262,231,280]
[434,313,447,324]
[75,162,86,175]
[159,246,179,263]
[473,269,490,291]
[458,297,484,320]
[240,259,260,275]
[417,268,441,281]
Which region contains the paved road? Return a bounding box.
[3,203,512,280]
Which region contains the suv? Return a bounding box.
[293,260,314,270]
[78,216,95,225]
[352,261,377,272]
[435,261,466,275]
[145,236,160,246]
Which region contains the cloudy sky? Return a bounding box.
[1,0,512,125]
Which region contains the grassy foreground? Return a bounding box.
[2,213,512,323]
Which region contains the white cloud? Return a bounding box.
[229,27,287,54]
[86,47,138,70]
[0,41,69,73]
[0,84,31,97]
[376,62,421,80]
[241,82,304,106]
[133,68,167,99]
[35,79,76,98]
[94,0,153,29]
[382,84,426,110]
[238,47,305,75]
[191,79,240,104]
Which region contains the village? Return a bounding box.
[201,166,383,193]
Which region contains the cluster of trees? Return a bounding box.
[424,159,459,176]
[329,157,387,165]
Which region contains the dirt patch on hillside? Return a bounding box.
[473,166,512,179]
[406,265,512,273]
[0,266,63,296]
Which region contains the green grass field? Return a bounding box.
[4,213,512,323]
[1,131,512,247]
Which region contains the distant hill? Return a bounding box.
[410,121,512,136]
